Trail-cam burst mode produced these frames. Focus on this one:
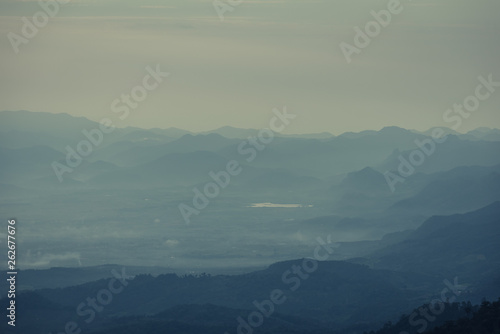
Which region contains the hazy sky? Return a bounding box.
[1,0,499,134]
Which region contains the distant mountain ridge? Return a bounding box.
[2,110,498,144]
[368,202,500,284]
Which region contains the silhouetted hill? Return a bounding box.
[25,259,440,332]
[0,110,100,140]
[340,167,389,193]
[463,127,500,141]
[202,126,262,139]
[423,299,500,334]
[371,202,500,288]
[0,145,63,184]
[0,265,173,292]
[380,135,500,174]
[92,303,325,334]
[368,299,500,334]
[389,169,500,215]
[89,150,230,187]
[108,133,237,166]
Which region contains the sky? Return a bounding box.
[0,0,499,135]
